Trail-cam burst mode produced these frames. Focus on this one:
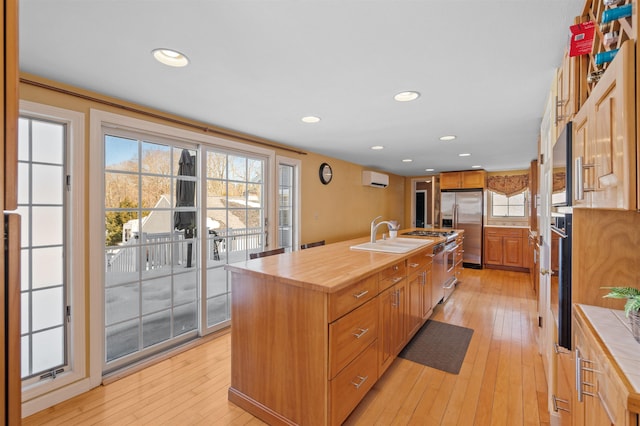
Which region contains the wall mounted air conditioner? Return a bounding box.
[362,171,389,188]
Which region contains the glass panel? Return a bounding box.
[141,175,172,209]
[174,270,197,305]
[106,245,141,286]
[174,303,197,336]
[106,210,139,246]
[246,209,262,228]
[32,247,63,288]
[207,152,227,179]
[493,193,508,205]
[207,179,226,199]
[32,164,63,205]
[21,336,29,377]
[247,158,263,183]
[105,283,139,325]
[141,142,171,175]
[20,249,29,291]
[207,294,229,327]
[105,135,139,172]
[21,293,29,334]
[142,310,171,348]
[106,319,139,362]
[229,209,247,231]
[32,206,63,247]
[228,182,245,199]
[509,205,525,216]
[174,148,197,177]
[206,267,227,297]
[32,121,64,164]
[246,183,262,207]
[32,328,64,372]
[228,155,246,181]
[493,205,508,216]
[32,287,64,331]
[105,172,139,208]
[18,118,29,161]
[17,162,29,204]
[141,276,172,315]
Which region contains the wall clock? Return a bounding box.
[319,162,333,185]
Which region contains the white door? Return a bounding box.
[538,92,554,408]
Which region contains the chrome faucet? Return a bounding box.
[370,216,396,243]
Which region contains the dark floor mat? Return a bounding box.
[398,320,473,374]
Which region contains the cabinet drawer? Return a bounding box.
[379,261,406,291]
[329,298,378,378]
[407,249,433,274]
[330,341,378,426]
[485,227,525,237]
[328,274,377,322]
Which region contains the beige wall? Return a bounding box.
[19,74,405,247]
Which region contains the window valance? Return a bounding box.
[487,174,529,197]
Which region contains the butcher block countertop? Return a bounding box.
[225,228,460,294]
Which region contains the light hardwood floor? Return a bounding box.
[23,268,549,425]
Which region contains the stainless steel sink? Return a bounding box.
[350,237,433,253]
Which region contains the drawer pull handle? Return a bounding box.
[352,328,369,339]
[393,265,399,271]
[425,253,435,258]
[552,395,570,413]
[392,277,403,284]
[409,262,420,268]
[351,375,369,389]
[353,290,369,299]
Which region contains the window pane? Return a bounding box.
[106,320,139,362]
[105,283,140,325]
[141,142,171,175]
[142,310,171,348]
[174,303,197,336]
[32,287,64,331]
[32,206,63,246]
[141,277,171,315]
[32,121,64,164]
[105,135,139,171]
[509,205,525,216]
[493,205,508,216]
[32,247,63,288]
[174,270,197,305]
[206,152,227,179]
[17,163,29,205]
[32,164,63,205]
[32,328,64,372]
[18,118,29,161]
[228,155,246,181]
[492,193,508,205]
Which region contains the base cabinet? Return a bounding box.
[484,227,529,271]
[573,305,640,426]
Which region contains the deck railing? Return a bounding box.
[106,227,263,272]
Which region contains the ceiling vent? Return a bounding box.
[362,171,389,188]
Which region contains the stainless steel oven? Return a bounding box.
[551,212,572,349]
[443,240,459,301]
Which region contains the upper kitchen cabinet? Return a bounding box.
[572,40,636,210]
[2,0,18,211]
[555,47,578,134]
[439,170,486,190]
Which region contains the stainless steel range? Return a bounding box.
[403,230,460,304]
[402,229,458,242]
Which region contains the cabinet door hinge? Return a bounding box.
[66,305,71,322]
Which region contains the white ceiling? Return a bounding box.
[19,0,584,176]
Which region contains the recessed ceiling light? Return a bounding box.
[472,165,482,169]
[371,145,384,150]
[425,168,434,172]
[394,91,420,102]
[402,159,413,163]
[301,116,321,123]
[152,48,189,67]
[439,135,456,141]
[459,153,471,157]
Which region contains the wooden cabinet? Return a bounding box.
[454,234,464,282]
[484,227,529,271]
[573,305,640,426]
[407,250,433,338]
[440,170,486,189]
[555,47,578,133]
[572,40,636,210]
[378,260,406,376]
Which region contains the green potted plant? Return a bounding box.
[602,287,640,343]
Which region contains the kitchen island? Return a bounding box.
[225,230,461,426]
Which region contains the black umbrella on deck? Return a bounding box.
[174,149,196,267]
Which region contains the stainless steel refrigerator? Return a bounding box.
[440,190,483,268]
